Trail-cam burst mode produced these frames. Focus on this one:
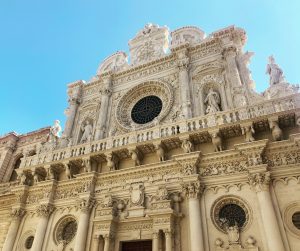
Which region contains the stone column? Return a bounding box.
[103,234,111,251]
[152,231,159,251]
[31,204,55,251]
[91,234,100,251]
[95,75,113,140]
[177,49,192,119]
[2,208,26,251]
[74,198,95,251]
[249,172,285,251]
[165,229,173,251]
[63,81,82,139]
[184,181,205,251]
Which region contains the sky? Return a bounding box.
[0,0,299,136]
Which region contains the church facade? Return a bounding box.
[0,24,299,251]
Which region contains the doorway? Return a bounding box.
[121,240,152,251]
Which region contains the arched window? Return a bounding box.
[9,155,23,181]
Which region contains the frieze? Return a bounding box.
[118,222,153,231]
[200,159,248,177]
[264,149,300,167]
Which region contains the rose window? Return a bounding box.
[211,196,251,233]
[55,216,77,245]
[131,96,162,124]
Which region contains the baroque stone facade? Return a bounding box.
[0,24,300,251]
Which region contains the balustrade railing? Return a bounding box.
[19,94,299,168]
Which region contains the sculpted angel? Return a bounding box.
[48,120,62,143]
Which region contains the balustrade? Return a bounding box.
[17,94,299,169]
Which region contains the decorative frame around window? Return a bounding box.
[284,202,300,239]
[211,195,252,233]
[54,215,78,245]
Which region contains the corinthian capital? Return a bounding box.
[248,171,271,192]
[177,57,190,71]
[182,181,204,199]
[11,208,26,220]
[222,46,237,58]
[36,204,55,218]
[78,198,95,214]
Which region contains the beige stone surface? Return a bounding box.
[0,23,299,251]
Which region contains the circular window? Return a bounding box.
[25,236,34,249]
[115,81,174,131]
[54,216,77,245]
[211,196,251,233]
[219,204,246,229]
[292,212,300,229]
[131,96,162,124]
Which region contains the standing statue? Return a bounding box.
[48,120,62,143]
[266,55,284,85]
[80,121,93,143]
[181,139,193,153]
[205,88,221,114]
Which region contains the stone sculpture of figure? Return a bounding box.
[129,149,141,166]
[211,132,223,152]
[80,121,93,143]
[106,153,118,171]
[48,120,62,143]
[266,55,284,86]
[205,88,221,114]
[65,164,72,179]
[269,120,283,141]
[242,125,255,142]
[33,171,39,184]
[18,172,27,185]
[181,139,193,153]
[225,221,240,245]
[155,143,166,162]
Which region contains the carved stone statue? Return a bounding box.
[106,153,118,171]
[181,139,193,153]
[129,149,142,166]
[48,120,62,143]
[205,88,221,114]
[211,132,223,152]
[269,120,283,141]
[155,143,166,162]
[225,222,240,245]
[80,121,93,143]
[241,125,255,142]
[266,55,284,86]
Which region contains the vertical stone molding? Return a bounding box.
[248,172,285,251]
[74,198,95,251]
[31,204,55,251]
[177,49,192,119]
[64,81,83,139]
[152,231,159,251]
[2,208,26,251]
[183,181,205,251]
[95,74,113,140]
[0,136,17,182]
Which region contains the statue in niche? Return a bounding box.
[222,220,240,245]
[266,55,284,85]
[80,121,93,143]
[48,120,62,143]
[204,88,221,114]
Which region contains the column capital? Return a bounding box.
[164,229,174,237]
[248,171,271,192]
[177,57,190,71]
[11,207,26,220]
[222,46,237,58]
[152,231,159,239]
[36,204,55,218]
[78,197,95,214]
[182,181,204,199]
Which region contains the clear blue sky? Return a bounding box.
[0,0,299,135]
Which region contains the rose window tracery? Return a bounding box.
[131,95,162,124]
[211,196,251,233]
[115,81,173,130]
[54,216,77,245]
